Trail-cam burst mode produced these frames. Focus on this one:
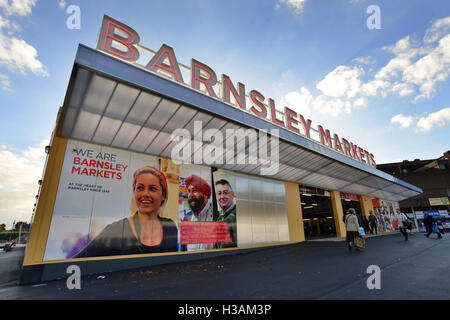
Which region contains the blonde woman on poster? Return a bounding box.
[75,166,178,257]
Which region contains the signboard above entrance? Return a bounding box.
[96,15,377,168]
[429,197,449,206]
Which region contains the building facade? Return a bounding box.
[377,151,450,230]
[20,16,422,284]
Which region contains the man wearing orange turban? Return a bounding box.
[183,174,213,251]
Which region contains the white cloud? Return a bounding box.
[353,97,367,108]
[278,16,450,120]
[0,10,20,34]
[313,96,352,116]
[373,22,450,101]
[282,86,313,117]
[353,56,375,65]
[313,19,450,104]
[403,34,450,101]
[328,18,450,102]
[277,0,308,14]
[0,0,49,80]
[0,72,13,91]
[391,82,414,97]
[0,32,49,76]
[0,139,48,228]
[424,16,450,44]
[280,82,368,118]
[316,65,364,99]
[415,107,450,132]
[382,35,414,55]
[0,0,36,16]
[0,14,8,28]
[391,114,416,129]
[376,36,420,81]
[58,0,66,10]
[361,79,390,97]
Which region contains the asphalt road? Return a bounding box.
[0,246,25,286]
[0,231,448,300]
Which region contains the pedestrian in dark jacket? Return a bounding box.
[369,211,378,235]
[424,212,433,235]
[362,216,370,234]
[424,213,442,239]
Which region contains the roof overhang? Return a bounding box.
[58,45,422,202]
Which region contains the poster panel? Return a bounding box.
[44,139,174,260]
[178,163,215,251]
[44,139,290,261]
[177,167,238,251]
[212,169,237,249]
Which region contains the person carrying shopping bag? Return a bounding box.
[345,208,361,251]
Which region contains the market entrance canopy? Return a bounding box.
[57,44,422,202]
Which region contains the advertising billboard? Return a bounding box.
[429,197,450,206]
[44,139,289,261]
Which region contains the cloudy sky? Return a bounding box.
[0,0,449,228]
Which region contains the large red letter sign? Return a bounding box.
[318,125,332,148]
[249,90,267,118]
[146,44,184,84]
[191,59,218,98]
[96,15,140,62]
[222,74,246,109]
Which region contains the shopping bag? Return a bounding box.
[354,235,365,249]
[359,227,365,235]
[404,220,412,230]
[432,223,440,234]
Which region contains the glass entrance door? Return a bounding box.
[300,185,336,239]
[340,193,364,229]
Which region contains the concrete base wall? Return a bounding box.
[20,244,295,285]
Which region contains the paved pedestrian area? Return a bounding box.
[306,230,416,241]
[0,231,448,300]
[0,245,25,287]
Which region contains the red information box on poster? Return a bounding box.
[180,221,232,245]
[372,199,380,208]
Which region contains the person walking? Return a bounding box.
[362,216,370,234]
[397,211,409,241]
[424,212,432,235]
[436,220,445,236]
[424,212,442,239]
[345,208,360,251]
[369,211,378,235]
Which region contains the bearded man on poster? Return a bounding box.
[183,175,213,251]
